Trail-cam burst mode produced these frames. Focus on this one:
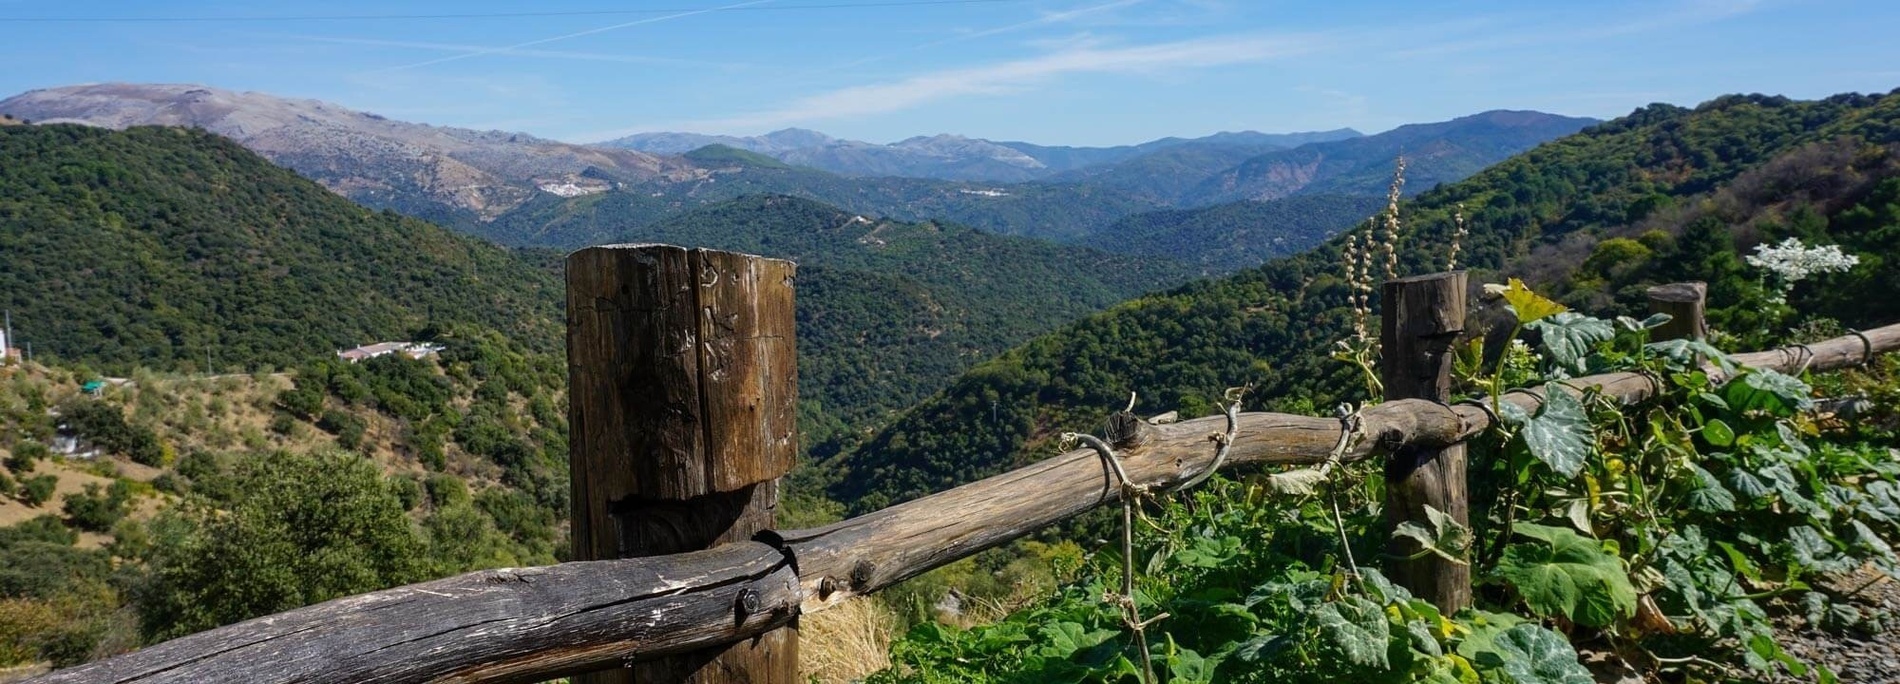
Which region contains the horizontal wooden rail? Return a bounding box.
[26,322,1899,684]
[25,543,799,684]
[772,320,1900,611]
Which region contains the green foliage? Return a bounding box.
[833,89,1900,515]
[18,474,55,506]
[57,398,167,466]
[5,440,48,473]
[61,481,135,533]
[1080,195,1385,274]
[0,124,561,374]
[876,276,1899,683]
[1494,524,1636,627]
[129,451,430,641]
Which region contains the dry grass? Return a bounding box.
[800,598,900,684]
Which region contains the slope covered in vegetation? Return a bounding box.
[0,124,562,373]
[0,329,569,669]
[1081,194,1385,274]
[830,91,1900,511]
[514,194,1194,453]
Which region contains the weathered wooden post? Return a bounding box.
[1647,282,1707,342]
[567,244,800,684]
[1381,271,1471,612]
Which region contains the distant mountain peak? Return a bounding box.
[0,82,688,220]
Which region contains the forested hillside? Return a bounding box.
[1081,194,1384,274]
[830,91,1900,511]
[0,330,569,669]
[0,124,562,373]
[484,154,1167,244]
[1186,110,1597,205]
[511,194,1194,453]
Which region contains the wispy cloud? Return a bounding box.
[290,35,751,69]
[1394,0,1767,58]
[606,31,1321,138]
[816,0,1146,73]
[374,0,774,72]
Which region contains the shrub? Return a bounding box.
[5,441,48,474]
[62,482,132,533]
[318,409,368,451]
[18,475,56,507]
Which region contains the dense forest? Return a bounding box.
[512,194,1196,454]
[828,91,1900,511]
[0,125,563,372]
[1080,194,1385,274]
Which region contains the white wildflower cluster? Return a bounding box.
[1743,237,1859,302]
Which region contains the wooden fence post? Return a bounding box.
[567,245,800,684]
[1647,282,1708,342]
[1381,271,1471,613]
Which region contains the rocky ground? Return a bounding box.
[1775,567,1900,683]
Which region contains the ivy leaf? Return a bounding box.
[1646,338,1735,373]
[1166,642,1218,684]
[1496,523,1637,627]
[1261,468,1327,497]
[1406,620,1443,658]
[1317,595,1391,669]
[1232,633,1293,664]
[1685,465,1737,512]
[1725,370,1813,415]
[1495,278,1568,324]
[1730,470,1773,499]
[1528,312,1615,372]
[1393,504,1473,565]
[1512,386,1593,478]
[1489,624,1594,684]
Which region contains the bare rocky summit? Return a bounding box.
[0,83,696,219]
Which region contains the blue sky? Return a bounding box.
[2,0,1896,145]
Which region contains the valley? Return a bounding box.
[2,71,1898,684]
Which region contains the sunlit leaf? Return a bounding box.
[1316,595,1390,669]
[1702,419,1735,447]
[1496,523,1637,627]
[1497,278,1568,324]
[1489,624,1594,684]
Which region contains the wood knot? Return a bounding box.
[1106,411,1156,449]
[735,588,761,619]
[849,560,877,591]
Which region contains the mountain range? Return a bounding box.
[600,127,1364,182]
[1,83,1593,258]
[0,83,696,223]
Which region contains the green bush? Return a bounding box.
[318,409,367,451]
[18,475,56,507]
[62,481,133,533]
[5,441,48,474]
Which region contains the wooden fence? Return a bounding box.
[25,246,1900,684]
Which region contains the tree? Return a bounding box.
[130,451,429,641]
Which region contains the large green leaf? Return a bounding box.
[1489,624,1594,684]
[1500,386,1593,478]
[1495,278,1568,324]
[1393,504,1473,564]
[1527,312,1615,372]
[1316,595,1391,669]
[1496,523,1637,627]
[1686,465,1737,512]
